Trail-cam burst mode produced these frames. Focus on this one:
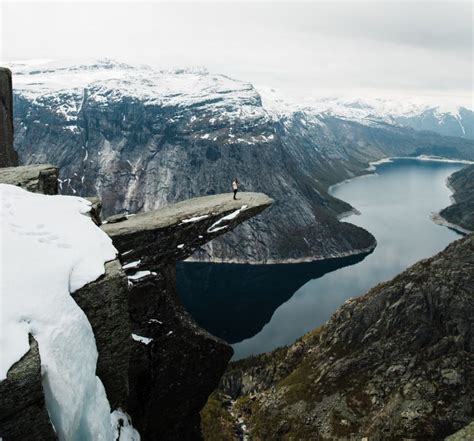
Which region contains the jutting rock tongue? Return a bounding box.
[102,192,273,440]
[0,68,18,167]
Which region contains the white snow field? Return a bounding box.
[0,184,138,440]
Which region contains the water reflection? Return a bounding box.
[177,251,371,343]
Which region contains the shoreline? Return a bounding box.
[330,155,473,236]
[432,173,472,235]
[328,155,474,195]
[336,207,361,220]
[430,213,472,236]
[185,242,376,266]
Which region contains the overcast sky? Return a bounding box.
[1,1,472,103]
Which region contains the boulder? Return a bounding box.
[0,164,58,195]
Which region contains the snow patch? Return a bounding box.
[122,260,141,270]
[180,214,209,224]
[127,270,156,281]
[207,205,247,233]
[0,184,117,440]
[111,409,141,441]
[131,334,153,346]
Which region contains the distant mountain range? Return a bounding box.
[260,89,474,140]
[8,59,474,262]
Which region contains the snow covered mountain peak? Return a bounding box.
[8,58,257,108]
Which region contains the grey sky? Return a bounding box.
[1,1,472,102]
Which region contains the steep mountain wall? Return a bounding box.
[0,68,18,167]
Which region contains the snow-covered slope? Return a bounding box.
[0,183,138,440]
[10,58,266,127]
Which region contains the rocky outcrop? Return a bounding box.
[127,264,233,440]
[212,234,474,440]
[0,173,272,440]
[439,164,474,232]
[102,192,272,440]
[0,67,18,167]
[0,168,59,439]
[0,337,56,441]
[102,192,273,267]
[0,164,58,194]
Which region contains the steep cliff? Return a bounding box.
[439,164,474,232]
[0,164,272,441]
[9,60,474,263]
[0,68,18,167]
[208,234,474,440]
[102,192,273,440]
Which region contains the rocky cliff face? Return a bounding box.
[0,68,18,167]
[440,164,474,232]
[103,192,272,440]
[0,337,56,441]
[0,164,272,441]
[9,60,474,263]
[209,234,474,440]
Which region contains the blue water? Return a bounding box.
[177,159,465,359]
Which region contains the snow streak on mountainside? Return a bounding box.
[8,59,474,263]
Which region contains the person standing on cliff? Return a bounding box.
[232,178,239,200]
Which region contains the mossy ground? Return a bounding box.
[200,391,238,441]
